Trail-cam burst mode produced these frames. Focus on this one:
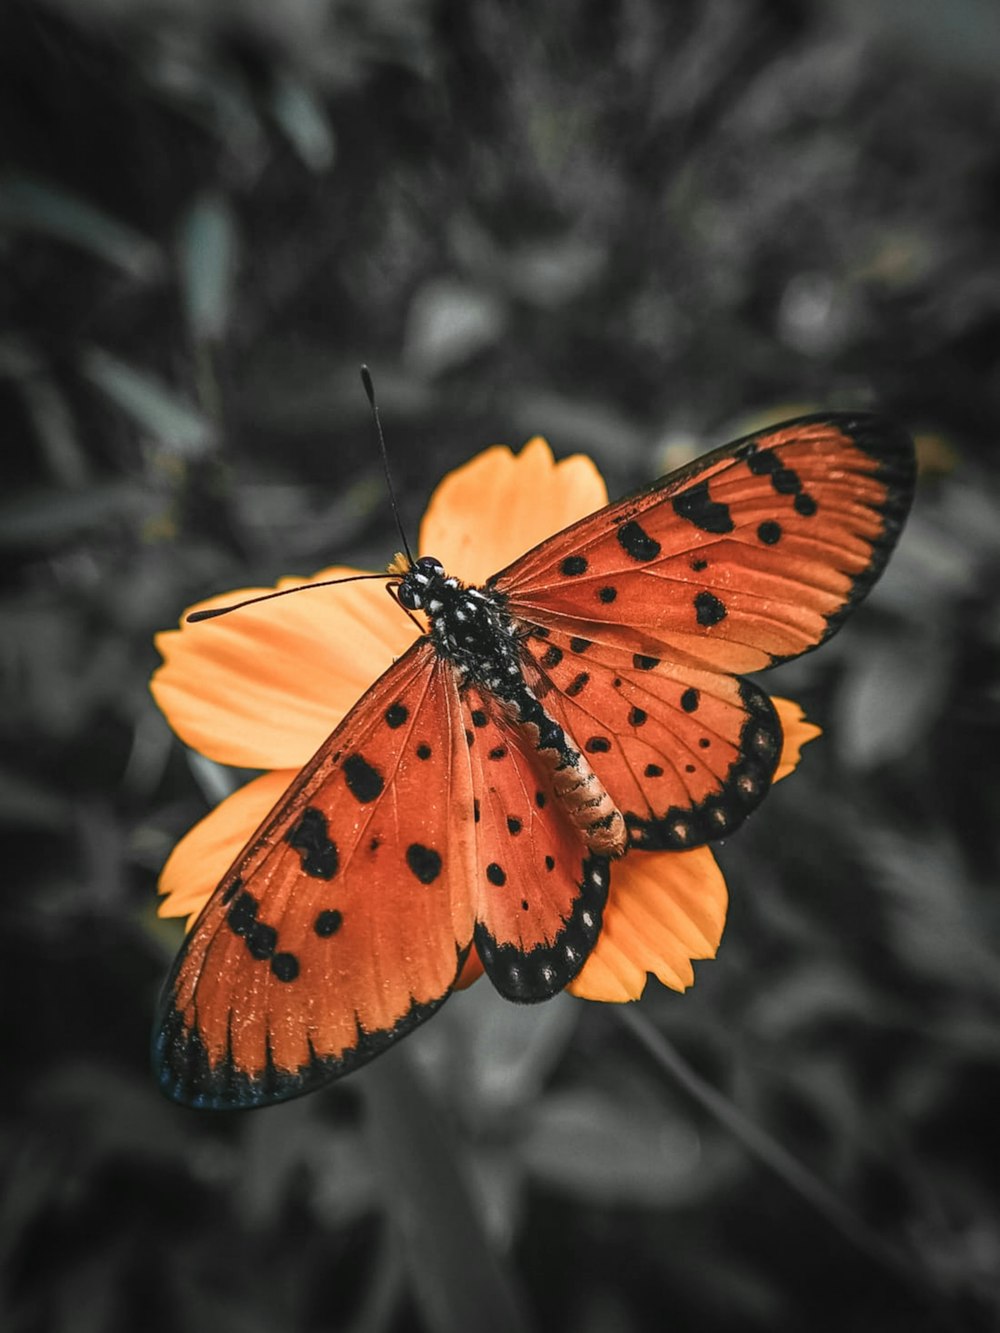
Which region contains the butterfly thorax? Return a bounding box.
[400,560,521,695]
[398,556,627,857]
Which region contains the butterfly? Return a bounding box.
[154,411,915,1108]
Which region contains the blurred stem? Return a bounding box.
[619,1006,937,1295]
[359,1049,533,1333]
[193,339,223,426]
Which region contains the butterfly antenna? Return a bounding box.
[361,364,415,569]
[186,571,388,622]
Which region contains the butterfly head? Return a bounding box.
[395,555,447,611]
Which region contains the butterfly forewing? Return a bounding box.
[154,640,477,1108]
[518,630,781,850]
[493,414,915,674]
[462,688,610,1001]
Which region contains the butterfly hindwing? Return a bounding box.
[463,688,610,1001]
[492,413,915,674]
[154,640,477,1108]
[518,629,782,850]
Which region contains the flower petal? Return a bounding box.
[771,695,822,781]
[158,770,297,926]
[419,437,608,585]
[151,568,418,769]
[569,847,727,1003]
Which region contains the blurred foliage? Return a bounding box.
[2,0,1000,1330]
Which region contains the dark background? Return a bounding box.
[3,1,1000,1330]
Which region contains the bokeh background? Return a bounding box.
[3,1,1000,1329]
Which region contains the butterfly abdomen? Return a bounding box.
[505,688,627,857]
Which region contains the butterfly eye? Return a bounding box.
[397,582,422,610]
[415,556,445,577]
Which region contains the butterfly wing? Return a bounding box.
[153,639,477,1109]
[462,689,610,1001]
[516,629,781,849]
[492,414,914,849]
[492,413,915,674]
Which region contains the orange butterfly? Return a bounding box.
[154,412,914,1108]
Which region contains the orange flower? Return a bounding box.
[152,438,819,1002]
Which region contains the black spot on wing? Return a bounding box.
[629,706,647,726]
[227,890,258,939]
[315,909,343,937]
[247,921,277,960]
[561,556,587,576]
[585,736,611,753]
[506,816,522,835]
[598,586,617,603]
[541,645,563,668]
[633,654,659,671]
[565,672,590,697]
[569,637,591,654]
[671,481,734,534]
[680,688,700,713]
[286,807,339,879]
[486,862,506,886]
[407,844,442,884]
[617,519,662,561]
[384,703,408,729]
[416,742,432,760]
[471,708,488,727]
[745,445,782,478]
[694,591,727,626]
[757,520,782,545]
[343,754,384,803]
[271,953,299,983]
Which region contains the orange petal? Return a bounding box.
[419,437,608,585]
[569,847,727,1003]
[158,770,297,925]
[771,695,822,781]
[151,568,418,769]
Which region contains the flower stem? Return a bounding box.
[618,1005,935,1295]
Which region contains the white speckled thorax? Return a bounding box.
[398,557,525,697]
